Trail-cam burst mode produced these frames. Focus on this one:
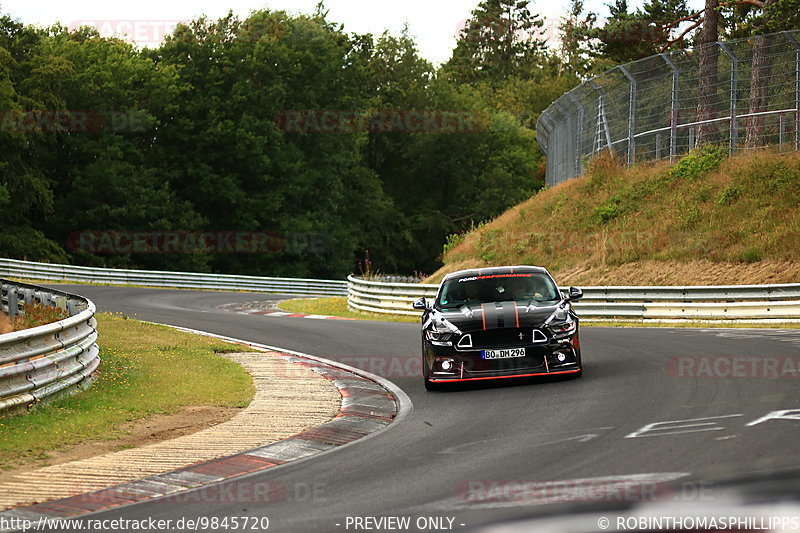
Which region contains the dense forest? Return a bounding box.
[1,0,797,278]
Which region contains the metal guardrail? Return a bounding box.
[0,258,348,296]
[347,276,800,321]
[1,279,100,415]
[348,276,440,316]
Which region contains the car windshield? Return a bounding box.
[436,272,560,309]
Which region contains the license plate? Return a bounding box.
[482,348,526,360]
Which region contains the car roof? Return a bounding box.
[442,265,550,281]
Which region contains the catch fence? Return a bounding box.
[537,30,800,185]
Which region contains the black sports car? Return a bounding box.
[414,265,583,390]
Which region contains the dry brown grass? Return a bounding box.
[0,314,15,334]
[0,304,69,334]
[430,148,800,285]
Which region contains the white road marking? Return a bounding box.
[625,414,743,438]
[746,409,800,426]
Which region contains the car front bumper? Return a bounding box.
[424,334,581,383]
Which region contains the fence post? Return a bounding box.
[537,110,554,186]
[553,102,569,183]
[718,43,738,154]
[660,53,679,161]
[785,32,800,152]
[588,80,613,155]
[567,92,585,176]
[619,65,637,164]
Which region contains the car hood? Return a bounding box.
[432,301,562,333]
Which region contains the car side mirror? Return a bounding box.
[567,287,583,301]
[412,297,428,310]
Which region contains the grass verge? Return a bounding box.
[0,312,255,467]
[279,297,419,323]
[431,148,800,286]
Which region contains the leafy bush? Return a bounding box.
[477,230,499,263]
[741,248,762,263]
[717,186,740,205]
[594,194,624,224]
[670,145,727,181]
[442,233,466,257]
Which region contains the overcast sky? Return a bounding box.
[1,0,699,64]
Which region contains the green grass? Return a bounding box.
[0,313,255,465]
[431,148,800,285]
[279,297,419,323]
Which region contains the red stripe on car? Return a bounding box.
[433,369,581,383]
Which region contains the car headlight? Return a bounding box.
[425,328,454,344]
[548,316,577,337]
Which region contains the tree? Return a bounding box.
[689,0,721,145]
[742,0,800,146]
[557,0,598,78]
[0,15,67,261]
[445,0,546,84]
[654,0,800,147]
[586,0,690,68]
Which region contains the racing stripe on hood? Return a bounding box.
[481,302,504,329]
[501,301,518,329]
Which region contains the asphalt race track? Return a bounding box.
[48,285,800,532]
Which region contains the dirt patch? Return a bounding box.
[0,314,16,334]
[0,405,241,482]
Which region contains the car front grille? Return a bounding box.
[465,328,547,349]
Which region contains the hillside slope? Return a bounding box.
[429,148,800,286]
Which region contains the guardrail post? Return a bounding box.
[718,43,738,154]
[7,287,18,318]
[619,65,637,165]
[659,53,680,162]
[785,32,800,152]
